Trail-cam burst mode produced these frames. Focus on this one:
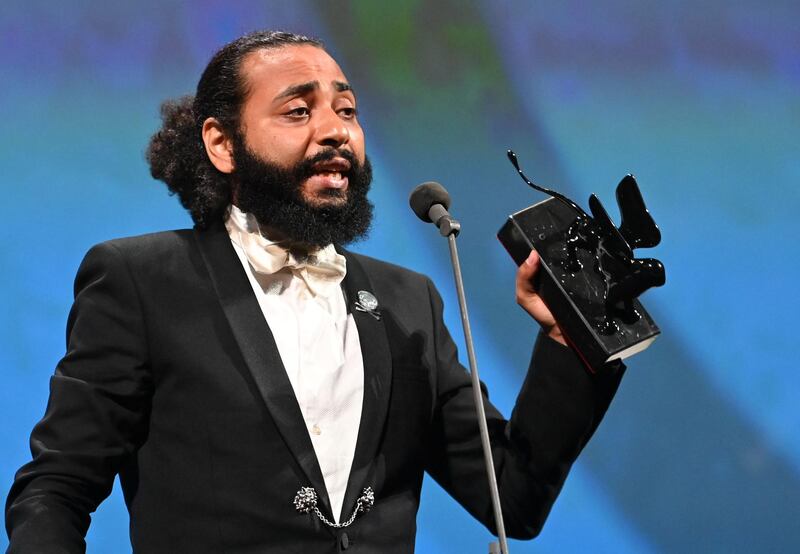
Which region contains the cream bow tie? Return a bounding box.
[225,207,347,297]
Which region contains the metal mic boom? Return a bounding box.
[408,182,509,554]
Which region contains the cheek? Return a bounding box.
[248,125,309,164]
[279,133,310,157]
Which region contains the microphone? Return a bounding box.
[409,181,461,236]
[408,180,509,553]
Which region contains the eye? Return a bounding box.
[338,107,358,119]
[285,106,310,118]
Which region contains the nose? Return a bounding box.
[314,107,350,148]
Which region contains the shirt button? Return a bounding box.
[340,532,349,550]
[311,424,321,435]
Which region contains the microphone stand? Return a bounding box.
[435,216,510,554]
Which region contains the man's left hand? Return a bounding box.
[516,250,567,346]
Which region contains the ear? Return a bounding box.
[202,117,235,174]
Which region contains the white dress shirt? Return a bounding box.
[225,205,364,522]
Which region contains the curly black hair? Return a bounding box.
[146,30,324,228]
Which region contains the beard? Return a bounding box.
[232,135,373,249]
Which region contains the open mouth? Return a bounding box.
[309,158,351,190]
[313,158,350,174]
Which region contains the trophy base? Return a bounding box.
[498,197,660,372]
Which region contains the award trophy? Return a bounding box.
[498,151,666,371]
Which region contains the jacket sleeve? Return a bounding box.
[5,242,152,553]
[422,278,624,540]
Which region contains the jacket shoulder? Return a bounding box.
[75,229,202,290]
[93,229,196,258]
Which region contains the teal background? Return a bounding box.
[2,1,798,552]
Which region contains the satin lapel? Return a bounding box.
[337,249,393,521]
[194,223,333,520]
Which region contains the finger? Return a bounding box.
[516,249,540,293]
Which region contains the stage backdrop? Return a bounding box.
[2,1,798,552]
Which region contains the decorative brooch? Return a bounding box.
[353,290,381,320]
[293,486,375,528]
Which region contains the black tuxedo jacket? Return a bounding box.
[6,223,623,553]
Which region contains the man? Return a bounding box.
[5,31,623,553]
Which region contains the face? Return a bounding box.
[236,44,366,207]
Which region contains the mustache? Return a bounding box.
[296,148,360,179]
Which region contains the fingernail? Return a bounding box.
[525,250,536,266]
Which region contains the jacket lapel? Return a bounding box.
[193,223,334,521]
[338,249,393,521]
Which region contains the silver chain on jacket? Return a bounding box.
[293,486,375,529]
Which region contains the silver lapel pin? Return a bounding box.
[354,290,381,320]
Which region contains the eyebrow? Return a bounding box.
[333,80,354,94]
[274,80,355,101]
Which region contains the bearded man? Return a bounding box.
[5,31,624,553]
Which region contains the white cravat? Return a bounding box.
[225,205,364,522]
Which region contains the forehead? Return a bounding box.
[239,44,349,99]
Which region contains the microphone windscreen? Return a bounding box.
[409,181,451,222]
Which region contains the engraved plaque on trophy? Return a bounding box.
[498,151,665,372]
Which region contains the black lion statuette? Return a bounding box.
[507,150,665,335]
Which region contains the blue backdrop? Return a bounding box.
[2,1,798,552]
